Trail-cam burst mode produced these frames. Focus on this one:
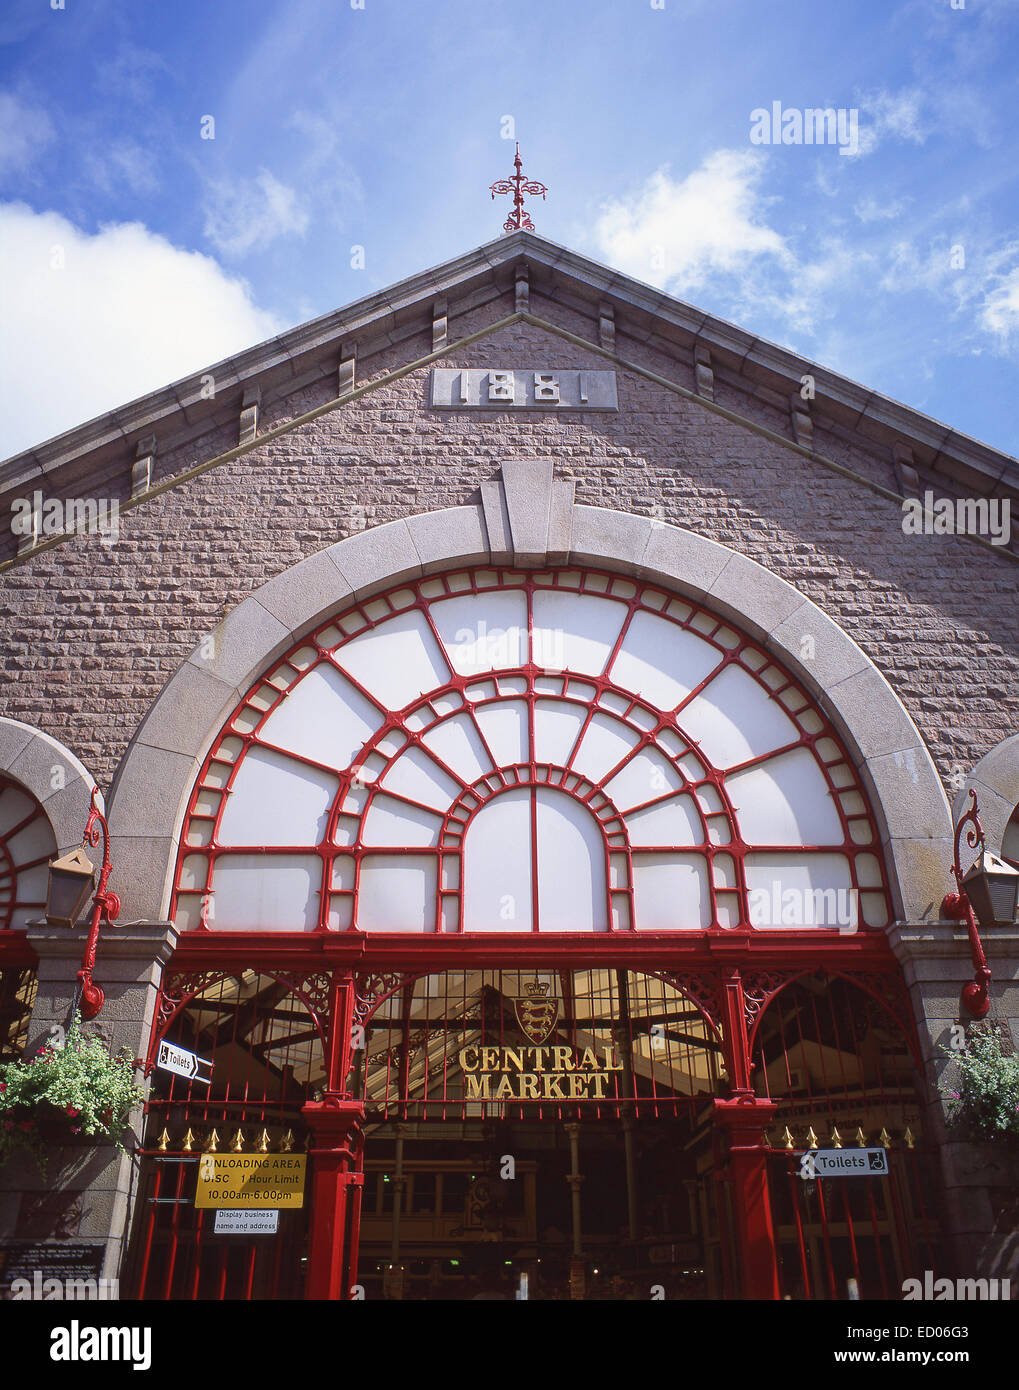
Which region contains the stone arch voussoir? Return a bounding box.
[107,460,953,924]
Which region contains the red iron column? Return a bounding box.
[716,968,781,1299]
[301,971,365,1300]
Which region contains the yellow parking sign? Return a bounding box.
[194,1153,307,1209]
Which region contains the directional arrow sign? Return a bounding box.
[156,1039,213,1085]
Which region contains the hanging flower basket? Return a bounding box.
[941,1021,1019,1144]
[0,1012,144,1174]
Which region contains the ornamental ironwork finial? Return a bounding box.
[490,142,547,232]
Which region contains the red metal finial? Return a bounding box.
[490,142,547,233]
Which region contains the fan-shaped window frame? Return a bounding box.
[171,566,892,935]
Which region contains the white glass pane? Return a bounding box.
[727,748,842,847]
[533,699,586,766]
[336,608,451,711]
[260,664,382,771]
[7,816,56,868]
[429,590,528,675]
[217,747,337,846]
[571,713,640,782]
[604,748,686,811]
[624,795,702,847]
[679,665,798,769]
[379,745,462,811]
[420,713,494,785]
[610,612,721,711]
[360,795,442,847]
[0,788,36,838]
[532,590,627,675]
[472,700,529,767]
[632,854,711,929]
[744,853,857,929]
[462,787,532,931]
[1002,816,1019,865]
[357,854,437,932]
[211,853,320,930]
[535,789,607,931]
[15,862,51,903]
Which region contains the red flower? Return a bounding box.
[64,1105,80,1118]
[0,1082,7,1092]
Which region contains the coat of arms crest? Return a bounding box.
[512,978,558,1044]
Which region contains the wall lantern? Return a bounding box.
[45,847,96,928]
[961,851,1019,929]
[44,786,121,1020]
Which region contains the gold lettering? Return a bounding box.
[578,1047,599,1070]
[465,1074,491,1100]
[503,1048,525,1072]
[552,1045,575,1072]
[493,1075,516,1101]
[542,1073,566,1100]
[568,1073,589,1099]
[459,1046,479,1072]
[532,1047,549,1071]
[588,1072,610,1099]
[518,1073,539,1100]
[602,1046,624,1071]
[481,1046,500,1072]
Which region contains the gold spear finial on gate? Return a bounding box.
[903,1126,915,1149]
[806,1126,819,1149]
[855,1127,867,1147]
[204,1128,219,1153]
[230,1128,245,1153]
[255,1128,270,1153]
[281,1129,295,1152]
[830,1126,843,1148]
[182,1128,196,1153]
[782,1127,795,1150]
[156,1128,170,1153]
[879,1126,892,1148]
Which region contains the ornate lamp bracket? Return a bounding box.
[942,788,992,1020]
[76,786,121,1020]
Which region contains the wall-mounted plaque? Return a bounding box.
[431,368,617,410]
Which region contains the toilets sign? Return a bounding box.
[799,1148,889,1179]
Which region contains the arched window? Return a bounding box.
[0,776,56,932]
[172,567,891,934]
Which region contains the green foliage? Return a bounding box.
[941,1022,1019,1142]
[0,1013,144,1171]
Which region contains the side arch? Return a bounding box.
[107,461,953,924]
[955,733,1019,860]
[0,716,100,855]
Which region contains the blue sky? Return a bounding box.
[1,0,1018,458]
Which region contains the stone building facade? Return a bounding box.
[0,231,1016,1301]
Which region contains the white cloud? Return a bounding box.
[0,90,54,177]
[848,87,931,159]
[981,267,1019,344]
[203,168,308,257]
[853,195,907,223]
[83,140,160,198]
[0,203,282,459]
[593,152,793,296]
